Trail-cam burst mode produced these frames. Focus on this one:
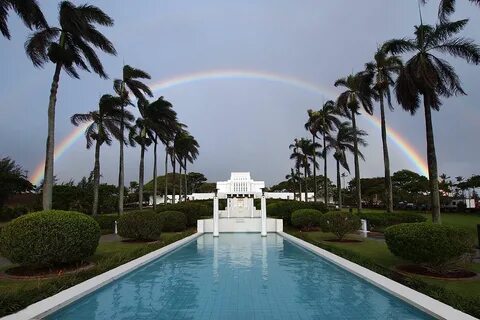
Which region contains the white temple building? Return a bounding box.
[197,172,283,236]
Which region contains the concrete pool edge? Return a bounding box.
[1,232,203,320]
[278,231,476,320]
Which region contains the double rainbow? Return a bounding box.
[30,69,429,185]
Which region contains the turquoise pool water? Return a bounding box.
[49,234,432,319]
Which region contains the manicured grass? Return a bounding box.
[0,230,195,317]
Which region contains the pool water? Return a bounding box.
[49,234,432,319]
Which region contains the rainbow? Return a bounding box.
[30,69,429,185]
[31,122,91,186]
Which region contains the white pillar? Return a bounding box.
[213,196,219,237]
[261,196,267,237]
[227,198,230,218]
[250,197,254,218]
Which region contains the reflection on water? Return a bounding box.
[49,234,432,320]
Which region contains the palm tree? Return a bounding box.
[365,48,403,213]
[139,97,177,210]
[326,122,367,210]
[114,65,153,214]
[286,168,303,200]
[25,1,116,210]
[420,0,480,22]
[1,0,47,39]
[335,72,374,212]
[176,134,199,202]
[71,94,131,215]
[290,138,320,202]
[383,19,480,223]
[129,117,153,210]
[305,101,341,204]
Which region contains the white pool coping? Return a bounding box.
[279,231,477,320]
[1,232,203,320]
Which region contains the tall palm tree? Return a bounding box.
[1,0,47,39]
[383,20,480,223]
[71,94,131,215]
[286,168,302,201]
[25,1,116,210]
[365,48,403,213]
[305,101,341,204]
[290,138,320,202]
[326,122,367,210]
[335,72,374,213]
[114,65,153,214]
[129,117,153,210]
[138,97,177,210]
[176,134,199,202]
[420,0,480,22]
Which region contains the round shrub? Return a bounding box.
[291,209,323,231]
[118,210,163,241]
[385,223,475,271]
[93,214,117,232]
[357,212,426,231]
[0,210,100,267]
[267,201,328,225]
[156,203,209,227]
[319,212,361,240]
[158,211,187,232]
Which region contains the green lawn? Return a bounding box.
[0,230,194,317]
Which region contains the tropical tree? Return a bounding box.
[114,65,153,214]
[175,133,199,202]
[0,0,47,39]
[365,47,403,213]
[420,0,480,22]
[305,101,340,204]
[289,138,321,202]
[0,157,33,207]
[326,122,367,210]
[285,168,303,201]
[71,94,131,215]
[335,72,374,212]
[25,1,117,210]
[383,19,480,222]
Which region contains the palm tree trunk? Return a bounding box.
[379,94,393,213]
[42,61,63,210]
[304,165,308,202]
[298,176,302,201]
[323,131,328,205]
[351,112,362,213]
[164,147,168,205]
[423,95,441,223]
[152,138,158,210]
[178,159,183,203]
[312,134,317,202]
[139,145,145,210]
[184,158,188,201]
[337,159,342,210]
[172,154,176,204]
[118,105,125,215]
[92,139,101,216]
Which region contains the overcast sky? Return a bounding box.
[1,0,479,187]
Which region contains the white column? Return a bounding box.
[250,197,254,218]
[227,198,230,218]
[213,196,219,237]
[261,196,267,237]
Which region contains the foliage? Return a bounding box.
[157,211,187,232]
[156,202,209,227]
[93,214,117,232]
[291,209,323,231]
[0,157,34,207]
[319,212,361,240]
[385,223,475,272]
[117,210,163,241]
[267,200,328,225]
[187,172,208,193]
[0,206,29,222]
[357,211,426,230]
[0,210,100,267]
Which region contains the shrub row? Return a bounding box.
[291,209,323,231]
[93,214,117,232]
[357,211,426,230]
[267,201,328,225]
[117,210,187,240]
[156,202,210,227]
[0,210,100,267]
[0,206,29,222]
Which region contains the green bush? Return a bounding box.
[0,210,100,267]
[117,210,163,241]
[385,223,475,272]
[267,201,328,225]
[319,212,361,240]
[357,212,426,230]
[156,202,209,227]
[291,209,323,231]
[93,214,117,232]
[0,206,28,222]
[158,211,187,232]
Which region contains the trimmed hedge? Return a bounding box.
[93,214,117,232]
[319,212,361,240]
[158,211,187,232]
[0,210,100,267]
[291,209,323,231]
[156,202,210,227]
[357,212,426,230]
[267,201,328,225]
[117,210,163,241]
[385,223,475,271]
